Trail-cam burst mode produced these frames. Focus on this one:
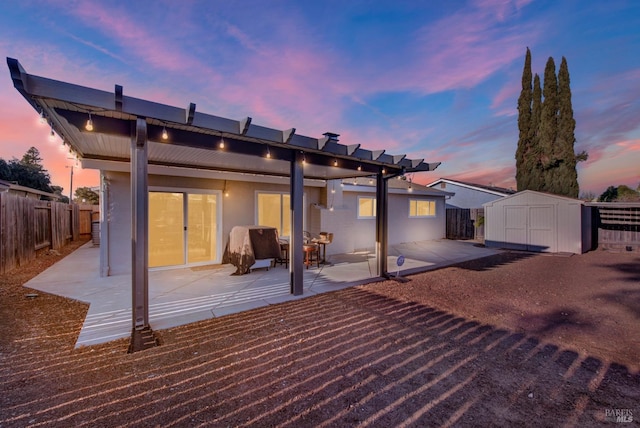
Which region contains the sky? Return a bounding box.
[0,0,638,197]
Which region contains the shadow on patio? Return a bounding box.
[24,239,500,347]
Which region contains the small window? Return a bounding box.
[358,197,376,218]
[409,199,436,217]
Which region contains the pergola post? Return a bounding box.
[290,151,304,295]
[129,118,157,352]
[375,172,389,277]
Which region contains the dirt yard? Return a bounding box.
[1,242,638,427]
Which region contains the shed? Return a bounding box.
[483,190,592,254]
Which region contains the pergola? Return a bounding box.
[8,57,440,350]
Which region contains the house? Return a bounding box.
[427,178,515,208]
[8,57,445,348]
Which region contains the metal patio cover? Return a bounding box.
[7,57,441,351]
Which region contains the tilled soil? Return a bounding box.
[0,243,638,427]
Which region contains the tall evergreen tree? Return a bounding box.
[515,50,587,197]
[515,48,532,191]
[540,57,558,192]
[556,57,579,197]
[529,74,544,191]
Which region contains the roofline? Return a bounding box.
[7,57,441,176]
[426,178,514,197]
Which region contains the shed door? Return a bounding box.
[528,205,556,252]
[502,204,556,252]
[504,206,527,250]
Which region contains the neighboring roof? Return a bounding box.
[340,176,454,196]
[426,178,515,197]
[0,179,61,199]
[7,58,441,183]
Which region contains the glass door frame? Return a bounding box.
[149,186,222,270]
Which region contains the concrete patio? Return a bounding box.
[24,239,500,348]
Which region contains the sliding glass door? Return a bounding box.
[149,191,219,268]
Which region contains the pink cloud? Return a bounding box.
[69,1,222,81]
[390,0,541,95]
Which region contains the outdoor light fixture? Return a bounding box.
[357,165,362,171]
[369,178,374,184]
[223,180,229,197]
[219,137,225,149]
[330,205,334,212]
[331,183,336,194]
[162,127,168,140]
[382,168,386,174]
[340,181,344,187]
[266,147,271,158]
[85,113,93,131]
[333,159,338,167]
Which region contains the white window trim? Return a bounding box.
[409,198,436,218]
[357,196,377,219]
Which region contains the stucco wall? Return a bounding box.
[100,171,321,275]
[315,190,446,255]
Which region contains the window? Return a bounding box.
[409,199,436,217]
[257,192,291,237]
[358,196,376,218]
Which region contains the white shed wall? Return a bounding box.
[484,190,590,254]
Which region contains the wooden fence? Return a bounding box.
[446,208,484,240]
[0,192,97,274]
[588,202,640,252]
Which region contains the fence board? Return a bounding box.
[0,193,86,274]
[588,203,640,251]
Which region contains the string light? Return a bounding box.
[85,113,93,131]
[162,127,168,140]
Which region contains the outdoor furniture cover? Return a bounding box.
[222,226,281,275]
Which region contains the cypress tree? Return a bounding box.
[529,74,544,191]
[540,57,558,192]
[556,57,579,197]
[515,48,532,191]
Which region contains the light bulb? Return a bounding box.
[357,165,362,171]
[266,148,271,158]
[162,127,168,140]
[219,138,225,148]
[85,114,93,131]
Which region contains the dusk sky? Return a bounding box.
[0,0,638,196]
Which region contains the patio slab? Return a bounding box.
[24,239,499,347]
